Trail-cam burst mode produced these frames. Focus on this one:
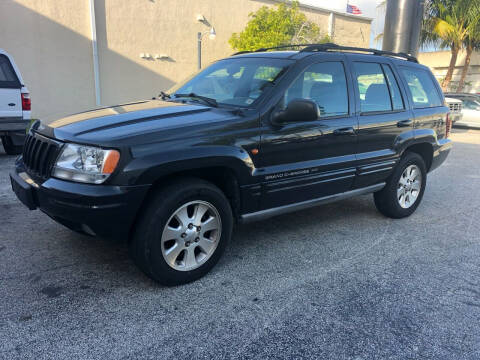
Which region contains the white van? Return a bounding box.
[0,49,30,154]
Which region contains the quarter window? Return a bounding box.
[285,61,349,117]
[382,65,404,110]
[400,67,442,108]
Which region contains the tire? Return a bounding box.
[374,152,427,219]
[130,178,233,286]
[1,136,23,155]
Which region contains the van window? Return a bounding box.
[354,62,392,112]
[400,67,442,108]
[0,55,20,88]
[285,61,348,117]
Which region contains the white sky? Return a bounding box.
[300,0,385,48]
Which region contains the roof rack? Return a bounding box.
[301,43,418,62]
[232,44,314,56]
[233,43,418,63]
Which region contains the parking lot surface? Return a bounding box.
[1,129,480,360]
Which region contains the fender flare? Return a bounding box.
[123,145,257,185]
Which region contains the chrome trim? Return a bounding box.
[359,167,393,176]
[240,183,386,223]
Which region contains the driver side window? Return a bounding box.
[284,61,349,117]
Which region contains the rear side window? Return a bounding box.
[285,61,349,117]
[0,55,20,88]
[400,67,442,108]
[354,62,392,112]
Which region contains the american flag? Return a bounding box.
[346,4,362,15]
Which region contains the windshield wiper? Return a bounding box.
[174,93,218,107]
[158,91,171,100]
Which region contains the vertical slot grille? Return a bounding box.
[22,133,61,180]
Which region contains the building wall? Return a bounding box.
[0,0,96,120]
[332,14,371,47]
[418,50,480,93]
[0,0,371,119]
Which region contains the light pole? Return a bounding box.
[197,27,216,70]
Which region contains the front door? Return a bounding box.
[258,58,358,210]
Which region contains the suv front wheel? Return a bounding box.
[374,152,427,219]
[130,178,233,285]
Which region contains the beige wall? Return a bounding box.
[0,0,96,119]
[418,50,480,92]
[332,14,371,47]
[0,0,371,119]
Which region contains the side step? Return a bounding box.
[240,183,385,223]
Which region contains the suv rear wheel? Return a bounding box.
[374,152,427,218]
[130,178,233,286]
[1,135,23,155]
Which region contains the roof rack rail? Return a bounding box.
[300,43,418,62]
[232,43,418,63]
[232,44,313,56]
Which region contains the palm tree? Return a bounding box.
[422,0,480,91]
[457,24,480,92]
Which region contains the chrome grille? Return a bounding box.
[449,102,462,112]
[22,133,61,180]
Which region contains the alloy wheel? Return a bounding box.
[161,201,222,271]
[397,164,422,209]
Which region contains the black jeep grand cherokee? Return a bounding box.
[11,44,452,285]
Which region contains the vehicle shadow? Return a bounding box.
[52,193,382,290]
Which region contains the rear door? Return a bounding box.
[0,54,22,118]
[350,58,413,189]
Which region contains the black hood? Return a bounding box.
[35,100,238,144]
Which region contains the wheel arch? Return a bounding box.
[128,163,245,243]
[403,142,434,171]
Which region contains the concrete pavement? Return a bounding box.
[1,129,479,359]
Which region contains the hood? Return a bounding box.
[35,100,236,144]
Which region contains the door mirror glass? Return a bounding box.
[272,98,319,124]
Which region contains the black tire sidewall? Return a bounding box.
[375,152,427,218]
[140,181,232,285]
[1,136,23,155]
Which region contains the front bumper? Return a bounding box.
[430,138,453,172]
[10,164,150,241]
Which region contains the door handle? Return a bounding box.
[8,103,15,107]
[333,127,355,135]
[397,119,413,127]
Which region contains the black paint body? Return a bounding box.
[10,51,452,240]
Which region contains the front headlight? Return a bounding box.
[52,143,120,184]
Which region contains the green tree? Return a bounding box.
[229,1,329,52]
[458,22,480,92]
[421,0,480,91]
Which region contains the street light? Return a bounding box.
[197,27,216,69]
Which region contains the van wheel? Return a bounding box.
[1,136,23,155]
[374,152,427,219]
[130,178,233,286]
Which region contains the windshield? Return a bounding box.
[168,57,292,107]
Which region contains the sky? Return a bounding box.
[300,0,385,48]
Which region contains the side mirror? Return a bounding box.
[272,99,319,125]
